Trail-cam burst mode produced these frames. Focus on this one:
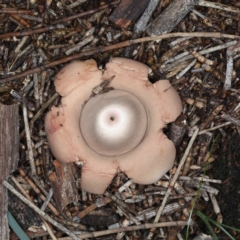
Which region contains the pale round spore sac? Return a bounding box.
[80,90,148,157]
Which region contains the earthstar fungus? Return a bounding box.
[45,57,182,194]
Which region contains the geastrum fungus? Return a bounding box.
[45,58,182,194]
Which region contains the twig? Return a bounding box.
[134,0,160,34]
[118,180,133,193]
[224,41,240,90]
[0,25,60,39]
[31,176,52,200]
[105,192,137,216]
[18,14,43,23]
[41,189,53,212]
[23,103,36,176]
[183,179,219,195]
[66,0,87,9]
[192,177,222,184]
[147,127,199,239]
[200,105,224,130]
[3,181,81,240]
[198,0,240,13]
[65,35,94,55]
[51,215,86,230]
[59,221,191,239]
[198,122,232,135]
[176,59,196,79]
[1,32,239,83]
[0,9,34,14]
[209,193,221,215]
[74,197,111,219]
[221,114,240,127]
[10,13,30,28]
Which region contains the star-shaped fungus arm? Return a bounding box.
[119,131,176,184]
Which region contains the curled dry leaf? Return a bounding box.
[45,58,182,194]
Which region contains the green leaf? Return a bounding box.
[195,210,218,240]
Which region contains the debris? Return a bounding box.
[49,160,80,213]
[109,0,149,28]
[0,104,19,240]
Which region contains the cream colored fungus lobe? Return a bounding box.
[45,57,182,194]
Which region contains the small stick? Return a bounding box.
[0,9,34,14]
[118,180,133,193]
[200,105,224,130]
[32,176,51,201]
[41,188,53,212]
[176,59,196,79]
[160,192,198,200]
[198,122,232,135]
[39,71,47,106]
[134,0,160,34]
[192,177,222,184]
[14,36,29,54]
[23,103,36,176]
[33,55,40,110]
[183,179,219,195]
[209,193,221,215]
[18,14,43,23]
[147,127,199,239]
[221,114,240,127]
[65,35,94,55]
[105,192,137,216]
[3,181,81,240]
[67,0,87,9]
[1,32,239,83]
[225,49,234,90]
[10,14,30,28]
[224,42,240,90]
[75,197,111,219]
[56,221,190,239]
[198,0,240,13]
[51,215,86,230]
[169,37,193,47]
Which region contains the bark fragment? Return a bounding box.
[109,0,150,28]
[169,114,188,148]
[0,105,19,240]
[146,0,198,36]
[49,160,80,213]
